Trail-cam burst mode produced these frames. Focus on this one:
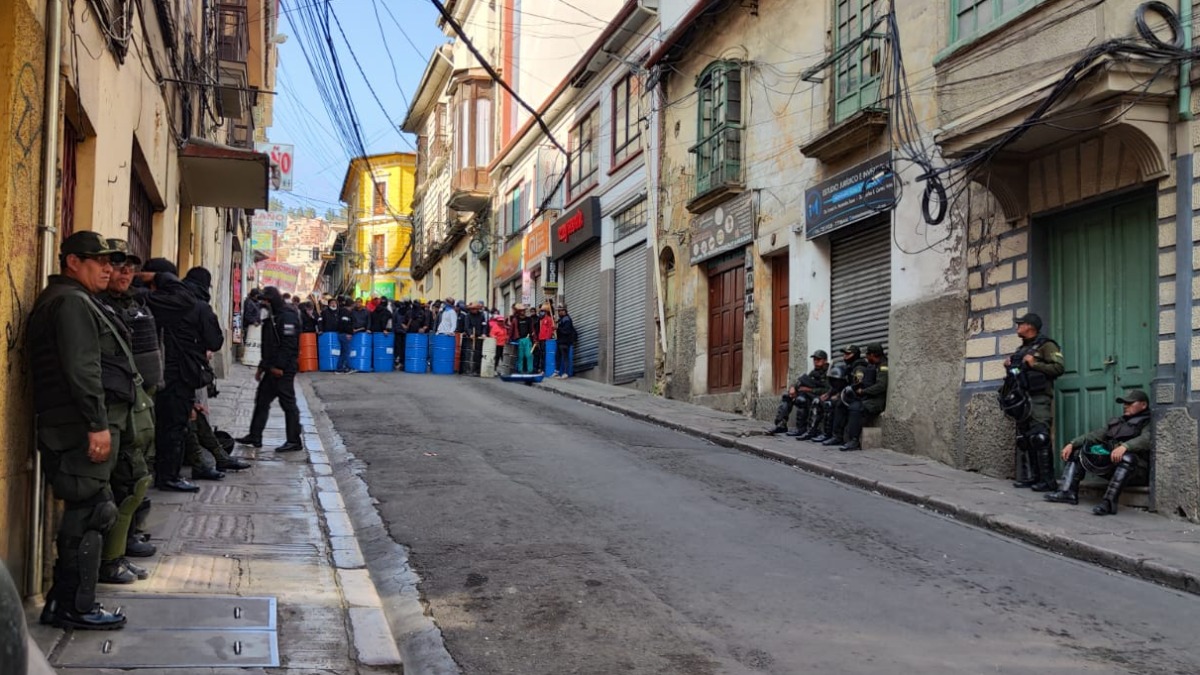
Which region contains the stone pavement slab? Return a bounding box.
[28,365,402,673]
[537,376,1200,596]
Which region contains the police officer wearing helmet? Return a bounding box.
[1045,389,1152,515]
[29,231,131,629]
[237,286,304,452]
[770,350,830,436]
[1002,313,1065,491]
[820,345,866,447]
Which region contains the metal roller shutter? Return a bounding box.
[563,244,602,372]
[613,246,647,383]
[830,219,891,359]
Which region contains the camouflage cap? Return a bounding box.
[840,344,860,355]
[106,238,142,266]
[866,343,885,356]
[61,231,126,262]
[810,349,829,360]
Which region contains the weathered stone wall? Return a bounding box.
[960,390,1017,479]
[1152,407,1200,521]
[882,294,968,466]
[0,0,46,593]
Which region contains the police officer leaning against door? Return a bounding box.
[1002,313,1065,492]
[29,231,131,629]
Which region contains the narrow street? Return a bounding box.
[311,372,1200,675]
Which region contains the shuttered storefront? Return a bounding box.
[562,244,602,372]
[830,218,891,358]
[613,245,647,383]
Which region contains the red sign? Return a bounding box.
[524,217,550,264]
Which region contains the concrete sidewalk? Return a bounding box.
[29,366,402,673]
[536,377,1200,596]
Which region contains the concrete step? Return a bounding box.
[1079,480,1150,508]
[862,427,883,450]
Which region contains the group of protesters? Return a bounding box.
[248,292,579,378]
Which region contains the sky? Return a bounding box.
[268,0,449,215]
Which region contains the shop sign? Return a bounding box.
[250,230,276,258]
[255,142,294,192]
[804,152,895,239]
[689,191,755,265]
[251,210,287,232]
[257,261,300,294]
[524,216,551,265]
[494,237,523,283]
[550,196,601,259]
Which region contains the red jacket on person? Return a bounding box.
[538,313,555,341]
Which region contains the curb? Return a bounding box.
[299,378,462,675]
[534,383,1200,597]
[295,386,404,668]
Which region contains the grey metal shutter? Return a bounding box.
[613,246,647,383]
[563,244,602,372]
[830,220,891,359]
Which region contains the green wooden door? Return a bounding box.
[1048,195,1156,464]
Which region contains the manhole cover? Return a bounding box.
[51,595,278,669]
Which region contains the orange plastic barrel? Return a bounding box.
[453,333,462,373]
[299,333,318,372]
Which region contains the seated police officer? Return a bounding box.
[1044,390,1152,515]
[813,345,860,445]
[838,343,888,452]
[821,345,866,447]
[770,350,830,435]
[800,362,846,442]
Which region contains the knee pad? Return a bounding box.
[85,499,119,534]
[1028,427,1051,452]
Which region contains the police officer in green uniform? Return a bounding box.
[770,350,831,436]
[30,232,130,629]
[1003,313,1065,491]
[1045,389,1152,515]
[839,343,888,451]
[95,240,157,585]
[821,345,866,447]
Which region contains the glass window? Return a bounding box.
[692,62,743,198]
[833,0,884,123]
[373,180,387,216]
[612,73,642,166]
[507,183,525,234]
[569,107,599,199]
[951,0,1037,44]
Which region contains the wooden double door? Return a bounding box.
[708,256,745,392]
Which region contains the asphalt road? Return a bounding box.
[311,372,1200,675]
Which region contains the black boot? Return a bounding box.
[821,436,843,447]
[1094,461,1134,516]
[795,428,815,441]
[1044,461,1083,505]
[1011,441,1035,488]
[125,537,157,558]
[1030,445,1057,492]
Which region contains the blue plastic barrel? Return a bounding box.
[350,333,373,372]
[543,338,557,376]
[404,333,429,374]
[373,333,395,372]
[431,334,457,375]
[318,332,340,372]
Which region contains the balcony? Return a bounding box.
[686,127,743,214]
[217,3,249,118]
[447,76,493,213]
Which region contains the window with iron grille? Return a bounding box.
[127,173,154,261]
[833,0,885,123]
[60,123,79,239]
[569,107,599,199]
[692,62,742,198]
[612,73,642,167]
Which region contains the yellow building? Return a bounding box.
[338,153,417,299]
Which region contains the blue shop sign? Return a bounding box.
[804,153,896,239]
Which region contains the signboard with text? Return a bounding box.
[689,191,755,265]
[251,210,287,232]
[524,216,551,265]
[494,238,524,284]
[804,153,895,239]
[550,197,601,259]
[257,261,300,294]
[255,142,295,192]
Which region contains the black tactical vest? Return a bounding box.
[1103,412,1151,448]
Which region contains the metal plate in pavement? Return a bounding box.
[53,629,279,668]
[104,594,276,630]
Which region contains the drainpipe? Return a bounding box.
[1181,0,1193,121]
[31,0,65,595]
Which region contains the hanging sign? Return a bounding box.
[255,142,295,192]
[690,191,754,265]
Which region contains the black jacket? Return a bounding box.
[262,304,301,373]
[300,310,318,333]
[370,305,392,332]
[392,304,410,334]
[337,307,355,335]
[464,312,486,338]
[145,273,223,387]
[319,307,339,333]
[351,308,371,332]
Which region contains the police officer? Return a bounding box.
[1004,313,1065,491]
[821,345,866,447]
[840,343,889,451]
[1045,390,1152,515]
[95,240,157,584]
[237,287,304,452]
[770,350,830,436]
[30,231,130,629]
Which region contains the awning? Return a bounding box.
[179,137,270,210]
